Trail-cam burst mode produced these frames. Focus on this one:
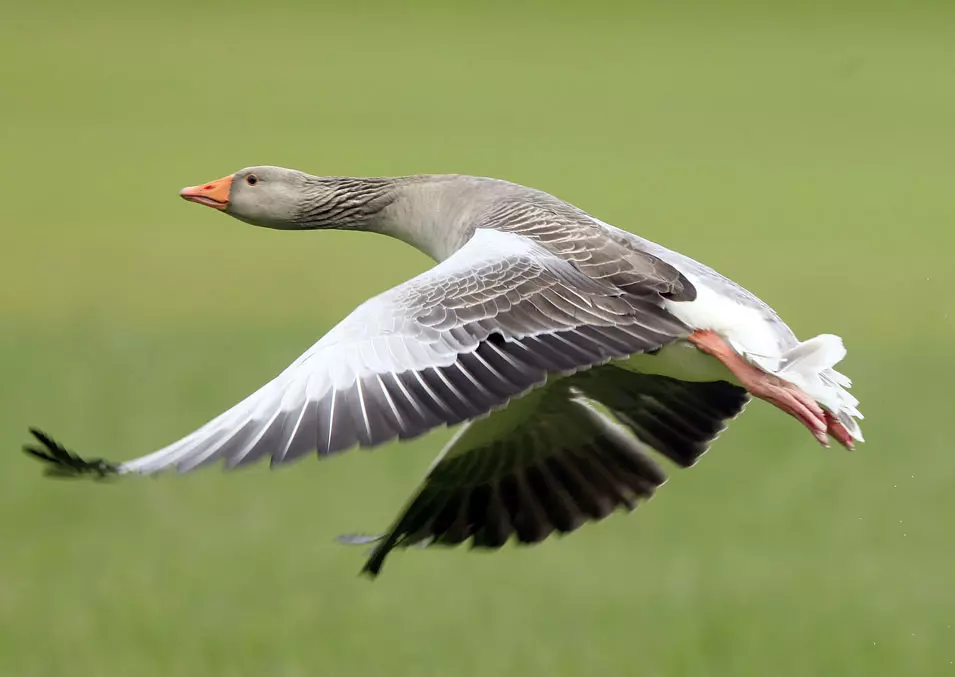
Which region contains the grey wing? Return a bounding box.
[484,198,697,302]
[350,368,749,577]
[118,228,692,476]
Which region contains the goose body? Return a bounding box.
[26,167,863,576]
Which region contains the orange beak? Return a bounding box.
[179,174,233,210]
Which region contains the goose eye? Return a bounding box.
[246,174,258,186]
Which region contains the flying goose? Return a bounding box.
[25,167,863,576]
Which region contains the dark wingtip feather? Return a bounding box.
[22,428,119,480]
[360,548,389,579]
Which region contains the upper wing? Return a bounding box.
[484,198,697,302]
[30,228,694,477]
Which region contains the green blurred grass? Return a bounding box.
[2,2,954,675]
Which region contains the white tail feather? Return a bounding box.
[778,334,846,374]
[772,334,864,442]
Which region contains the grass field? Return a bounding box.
[2,2,954,675]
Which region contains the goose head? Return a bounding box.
[179,165,320,230]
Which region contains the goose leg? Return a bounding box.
[688,330,835,448]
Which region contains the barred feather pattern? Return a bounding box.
[115,229,692,476]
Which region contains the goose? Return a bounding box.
[25,166,863,577]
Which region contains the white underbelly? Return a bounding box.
[660,276,790,375]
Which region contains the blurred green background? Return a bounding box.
[2,1,953,675]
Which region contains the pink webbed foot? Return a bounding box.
[688,330,832,447]
[824,410,855,450]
